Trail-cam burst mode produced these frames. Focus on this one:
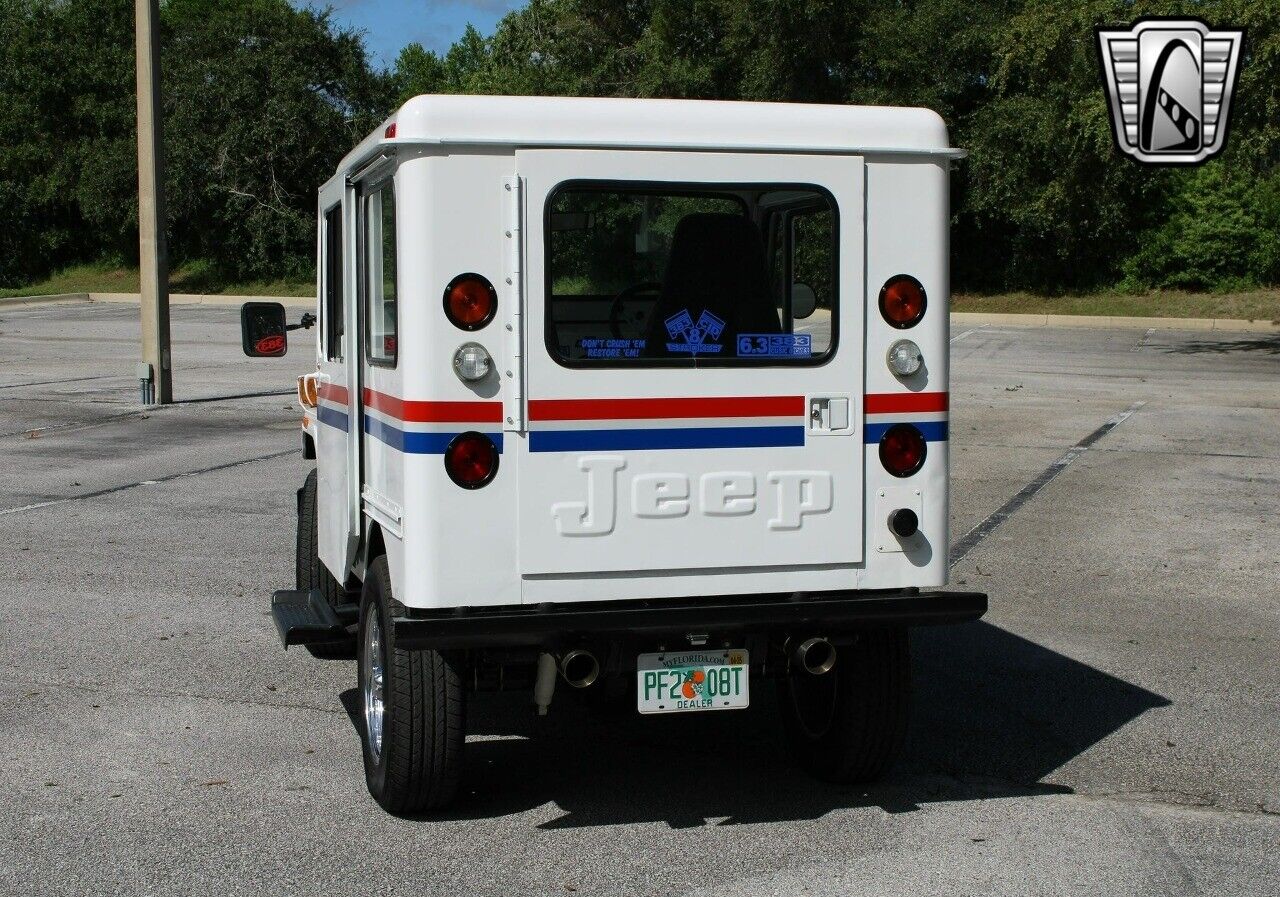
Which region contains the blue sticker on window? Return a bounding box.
[578,338,646,359]
[665,309,726,354]
[737,333,812,357]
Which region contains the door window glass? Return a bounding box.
[364,183,397,366]
[546,184,836,366]
[323,205,344,361]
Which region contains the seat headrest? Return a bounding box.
[645,212,780,356]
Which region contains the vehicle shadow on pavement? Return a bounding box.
[339,621,1169,828]
[1160,335,1280,355]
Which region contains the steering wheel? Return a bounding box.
[608,281,663,339]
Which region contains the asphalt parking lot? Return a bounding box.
[1,301,1277,896]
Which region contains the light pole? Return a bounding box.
[134,0,172,404]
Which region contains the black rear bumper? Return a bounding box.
[390,589,987,651]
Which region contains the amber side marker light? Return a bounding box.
[297,374,318,409]
[444,273,498,331]
[879,275,926,329]
[445,432,499,488]
[879,423,927,477]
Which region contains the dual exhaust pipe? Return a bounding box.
[790,637,837,676]
[533,648,600,716]
[558,649,600,689]
[559,641,835,686]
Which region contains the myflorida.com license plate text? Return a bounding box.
[636,649,750,714]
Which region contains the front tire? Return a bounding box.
[778,628,910,783]
[358,555,465,814]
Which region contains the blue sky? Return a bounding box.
[300,1,527,68]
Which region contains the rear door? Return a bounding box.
[516,150,864,576]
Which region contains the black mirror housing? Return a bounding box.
[241,302,288,357]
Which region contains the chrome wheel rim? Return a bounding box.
[362,610,385,762]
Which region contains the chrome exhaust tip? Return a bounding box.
[792,637,837,675]
[559,649,600,688]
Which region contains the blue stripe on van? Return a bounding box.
[316,404,349,432]
[863,420,948,444]
[529,425,806,453]
[363,415,504,454]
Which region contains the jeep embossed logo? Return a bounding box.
[1096,18,1244,166]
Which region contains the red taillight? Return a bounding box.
[384,122,397,139]
[444,273,497,331]
[879,423,927,477]
[879,275,926,329]
[445,432,499,488]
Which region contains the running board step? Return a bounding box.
[271,589,350,648]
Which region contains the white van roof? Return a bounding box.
[335,94,960,175]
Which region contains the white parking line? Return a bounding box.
[950,325,987,344]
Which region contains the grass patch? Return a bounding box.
[953,288,1280,322]
[0,262,313,299]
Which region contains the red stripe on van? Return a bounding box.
[363,388,504,423]
[864,392,948,414]
[528,396,806,422]
[318,382,349,405]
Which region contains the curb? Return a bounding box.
[0,291,313,309]
[89,292,315,308]
[950,311,1280,333]
[0,292,91,308]
[4,291,1278,333]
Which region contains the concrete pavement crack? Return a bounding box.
[8,676,346,716]
[0,448,295,516]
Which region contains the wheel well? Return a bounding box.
[363,522,386,573]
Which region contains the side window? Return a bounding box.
[323,205,343,361]
[364,182,397,366]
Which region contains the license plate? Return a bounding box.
[636,649,749,714]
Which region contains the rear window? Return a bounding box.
[545,183,836,366]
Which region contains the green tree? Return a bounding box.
[0,0,137,285]
[161,0,394,280]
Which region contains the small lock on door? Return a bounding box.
[808,396,851,433]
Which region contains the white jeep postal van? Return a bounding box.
[242,94,987,814]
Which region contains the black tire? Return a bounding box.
[358,555,465,814]
[296,468,353,658]
[778,628,910,783]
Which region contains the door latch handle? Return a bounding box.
[808,396,851,432]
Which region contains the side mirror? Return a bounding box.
[791,282,818,320]
[241,302,287,357]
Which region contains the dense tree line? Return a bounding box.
[1,0,1277,291]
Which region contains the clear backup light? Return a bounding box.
[453,342,492,381]
[886,339,922,377]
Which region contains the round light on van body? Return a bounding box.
[886,339,922,377]
[453,342,492,381]
[444,273,497,330]
[879,274,926,329]
[445,432,499,489]
[879,423,927,478]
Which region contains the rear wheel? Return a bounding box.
[296,468,352,658]
[778,628,910,783]
[359,555,465,814]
